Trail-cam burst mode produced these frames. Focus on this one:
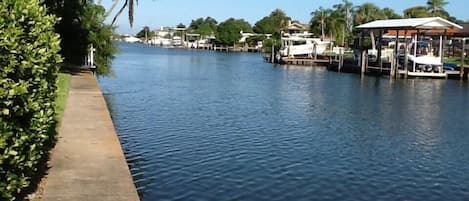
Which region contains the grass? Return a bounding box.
[54,72,71,123]
[444,57,469,66]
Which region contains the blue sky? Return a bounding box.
[101,0,469,34]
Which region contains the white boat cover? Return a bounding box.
[356,17,462,30]
[407,55,442,66]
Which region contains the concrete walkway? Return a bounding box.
[42,71,139,201]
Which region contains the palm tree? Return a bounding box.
[311,7,329,40]
[333,0,353,46]
[382,8,402,19]
[354,3,385,25]
[427,0,448,17]
[403,6,430,18]
[353,3,386,50]
[110,0,137,27]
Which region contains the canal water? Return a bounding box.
[99,43,469,201]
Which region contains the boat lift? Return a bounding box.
[356,17,463,79]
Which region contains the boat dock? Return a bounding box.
[278,17,469,81]
[281,57,330,66]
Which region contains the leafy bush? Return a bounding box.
[262,38,282,53]
[216,18,253,46]
[0,0,62,199]
[82,3,119,76]
[43,1,118,76]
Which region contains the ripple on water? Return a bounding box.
[99,43,469,201]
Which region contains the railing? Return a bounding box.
[84,44,96,72]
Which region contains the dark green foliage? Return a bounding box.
[309,0,460,48]
[136,26,152,38]
[403,6,430,18]
[43,0,88,66]
[176,23,186,29]
[427,0,449,17]
[382,8,402,19]
[43,0,118,76]
[353,3,386,25]
[0,0,62,199]
[262,38,282,53]
[253,9,291,34]
[246,35,267,47]
[189,17,218,36]
[82,4,119,76]
[216,18,252,46]
[310,1,354,47]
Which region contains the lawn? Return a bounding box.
[444,57,469,66]
[55,72,71,124]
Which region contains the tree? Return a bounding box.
[333,0,354,46]
[111,0,138,27]
[246,35,267,47]
[427,0,449,17]
[310,7,329,40]
[43,0,89,65]
[403,6,431,18]
[216,18,252,46]
[327,10,346,44]
[136,26,151,38]
[310,6,348,45]
[82,4,119,76]
[189,17,218,36]
[44,0,118,75]
[176,23,186,29]
[311,0,355,46]
[354,3,386,25]
[253,9,291,35]
[382,8,402,19]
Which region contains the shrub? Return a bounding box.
[82,3,119,76]
[43,1,118,76]
[0,0,62,199]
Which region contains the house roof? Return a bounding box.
[356,17,463,30]
[286,20,309,31]
[452,23,469,37]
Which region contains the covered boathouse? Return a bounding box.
[356,17,465,79]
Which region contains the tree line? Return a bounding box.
[136,0,464,48]
[310,0,462,47]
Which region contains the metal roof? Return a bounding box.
[356,17,463,30]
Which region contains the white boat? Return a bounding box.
[368,48,395,61]
[279,35,331,58]
[172,36,182,47]
[151,37,172,46]
[408,55,442,66]
[122,35,141,43]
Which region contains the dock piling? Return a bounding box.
[361,50,366,75]
[461,38,466,80]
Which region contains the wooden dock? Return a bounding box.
[280,57,330,66]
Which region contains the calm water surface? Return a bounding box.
[99,43,469,201]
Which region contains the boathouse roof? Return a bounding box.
[356,17,462,30]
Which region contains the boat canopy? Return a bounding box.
[407,55,443,66]
[356,17,462,30]
[281,36,314,42]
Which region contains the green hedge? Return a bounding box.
[0,0,62,199]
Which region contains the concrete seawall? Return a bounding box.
[42,71,139,201]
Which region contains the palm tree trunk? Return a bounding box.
[321,19,325,40]
[342,24,345,47]
[111,0,128,27]
[105,0,119,17]
[370,31,376,51]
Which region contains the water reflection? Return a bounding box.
[99,43,469,201]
